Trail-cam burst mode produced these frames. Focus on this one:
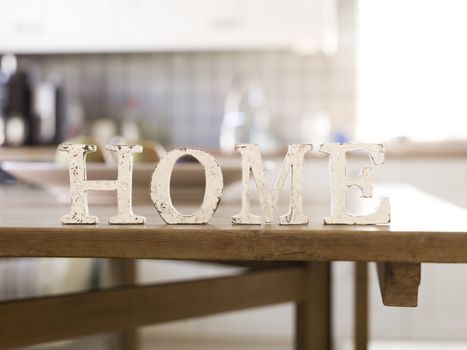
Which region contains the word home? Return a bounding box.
[58,143,390,226]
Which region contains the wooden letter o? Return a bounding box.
[150,148,223,224]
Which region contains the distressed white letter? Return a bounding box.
[320,143,390,225]
[151,148,223,224]
[232,144,312,225]
[59,144,146,225]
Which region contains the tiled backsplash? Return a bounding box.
[16,0,354,148]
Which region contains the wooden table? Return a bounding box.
[1,184,467,350]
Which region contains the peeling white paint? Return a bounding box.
[232,144,312,225]
[320,143,391,225]
[59,144,146,225]
[150,148,223,224]
[57,142,391,226]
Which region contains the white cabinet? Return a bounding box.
[0,0,337,54]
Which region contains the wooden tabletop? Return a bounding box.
[1,184,467,263]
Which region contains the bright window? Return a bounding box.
[357,0,467,142]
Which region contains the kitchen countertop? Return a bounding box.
[2,140,467,163]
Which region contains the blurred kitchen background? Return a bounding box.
[0,0,348,150]
[2,0,467,349]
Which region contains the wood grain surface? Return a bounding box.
[108,259,139,350]
[1,185,467,262]
[295,262,331,350]
[377,262,421,307]
[0,266,304,349]
[355,262,368,350]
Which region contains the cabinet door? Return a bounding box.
[196,0,337,52]
[0,0,336,53]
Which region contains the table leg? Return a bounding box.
[355,262,368,350]
[109,259,139,350]
[377,262,421,307]
[295,262,332,350]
